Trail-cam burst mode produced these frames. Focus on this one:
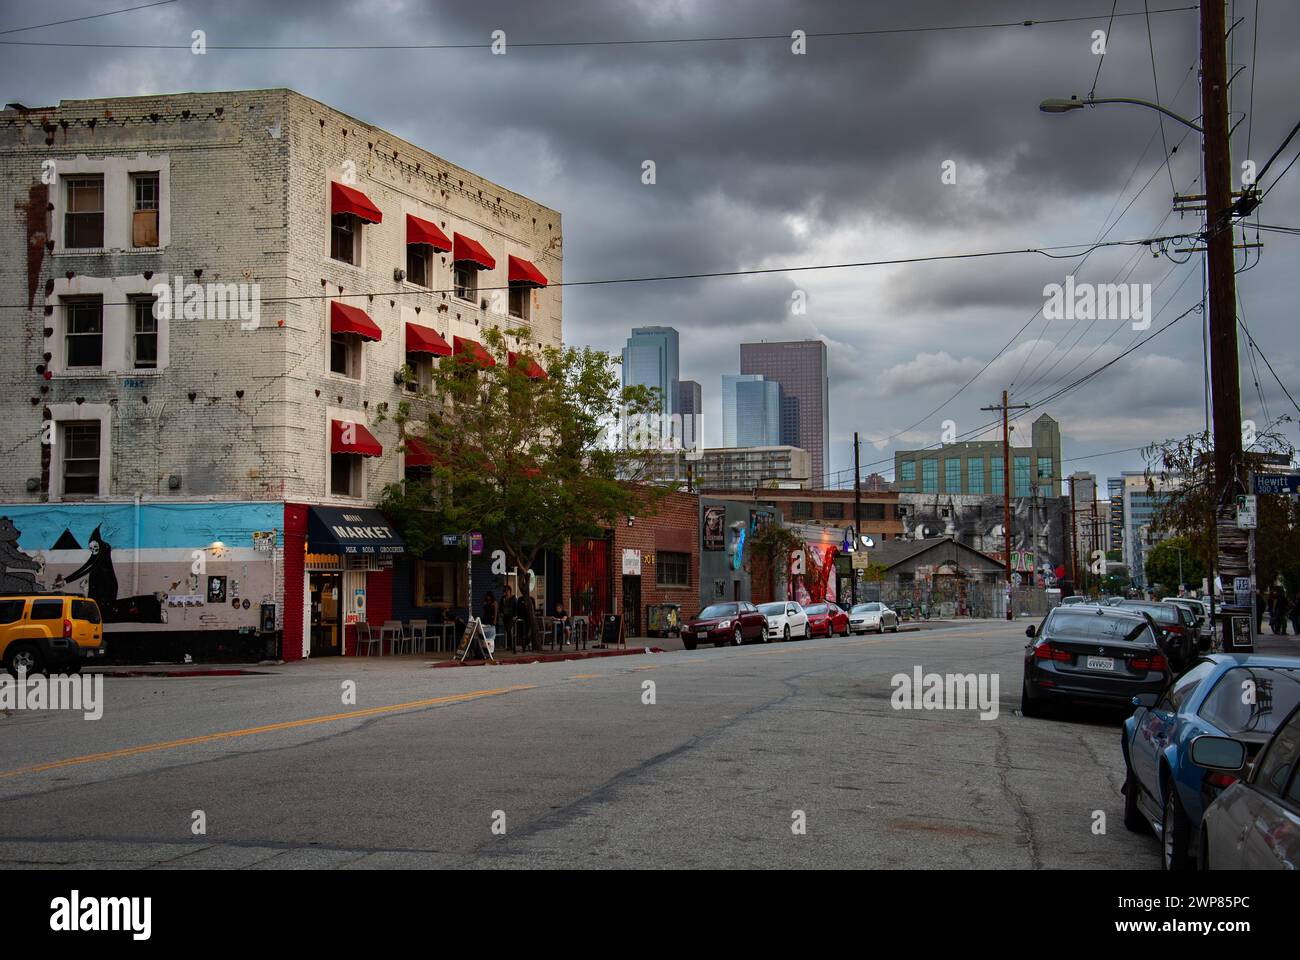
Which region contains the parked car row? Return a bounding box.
[680,600,901,649]
[1021,601,1300,870]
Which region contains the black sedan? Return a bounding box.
[1022,605,1172,718]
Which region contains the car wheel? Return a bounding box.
[683,638,696,651]
[1161,781,1192,871]
[5,643,45,677]
[878,622,885,634]
[1019,678,1042,718]
[891,621,900,633]
[783,625,791,642]
[1123,762,1148,834]
[733,627,743,646]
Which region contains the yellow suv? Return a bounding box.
[0,594,106,676]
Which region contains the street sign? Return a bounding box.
[1233,577,1252,597]
[1235,495,1257,529]
[469,532,484,555]
[1253,473,1300,495]
[442,534,462,546]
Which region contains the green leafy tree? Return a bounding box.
[1143,536,1205,592]
[380,326,669,639]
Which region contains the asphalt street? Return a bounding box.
[0,619,1160,869]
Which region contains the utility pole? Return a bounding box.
[1068,477,1080,591]
[982,391,1030,619]
[853,432,861,606]
[1200,0,1247,621]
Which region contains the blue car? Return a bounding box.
[1122,654,1300,869]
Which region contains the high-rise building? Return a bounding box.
[740,340,829,487]
[894,414,1063,498]
[677,379,702,451]
[722,374,782,447]
[621,326,679,434]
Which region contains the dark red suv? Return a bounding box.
[682,601,768,649]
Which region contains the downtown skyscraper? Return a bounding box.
[739,340,830,487]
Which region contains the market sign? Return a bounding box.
[307,507,405,556]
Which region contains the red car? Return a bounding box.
[682,601,768,649]
[803,602,850,638]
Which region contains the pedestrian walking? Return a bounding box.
[1269,588,1288,635]
[1255,590,1267,635]
[500,586,517,651]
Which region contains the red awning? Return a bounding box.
[508,351,548,380]
[454,336,496,368]
[331,181,383,224]
[405,322,451,356]
[453,233,496,270]
[507,255,548,287]
[330,301,382,341]
[403,435,435,467]
[331,419,383,458]
[406,213,451,251]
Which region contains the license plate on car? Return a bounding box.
[1086,656,1114,671]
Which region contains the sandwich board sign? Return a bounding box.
[456,616,494,662]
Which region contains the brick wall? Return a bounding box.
[610,489,700,632]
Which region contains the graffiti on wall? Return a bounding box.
[898,494,1070,588]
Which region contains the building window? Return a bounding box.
[922,459,938,493]
[330,213,360,265]
[131,172,160,247]
[1013,456,1031,497]
[65,298,103,369]
[861,503,885,520]
[415,560,463,607]
[61,422,101,496]
[968,458,984,495]
[64,175,104,248]
[822,501,844,520]
[657,552,689,587]
[405,352,432,393]
[454,264,477,302]
[407,244,430,287]
[330,453,361,497]
[899,460,916,482]
[944,458,961,493]
[508,285,528,320]
[1037,457,1053,482]
[330,333,361,379]
[792,501,813,520]
[131,297,158,369]
[991,458,1005,493]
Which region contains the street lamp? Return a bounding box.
[1038,96,1204,134]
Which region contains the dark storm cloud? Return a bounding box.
[3,0,1297,480]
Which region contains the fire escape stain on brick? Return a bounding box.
[20,182,49,308]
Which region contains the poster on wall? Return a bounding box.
[703,506,725,551]
[750,509,774,532]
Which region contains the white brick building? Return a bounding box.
[0,89,562,661]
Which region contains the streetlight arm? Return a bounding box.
[1039,96,1203,134]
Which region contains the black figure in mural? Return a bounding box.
[58,525,118,610]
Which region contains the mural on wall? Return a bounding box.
[898,494,1070,588]
[0,516,41,593]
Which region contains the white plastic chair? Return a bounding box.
[408,619,427,654]
[354,622,382,657]
[380,620,406,655]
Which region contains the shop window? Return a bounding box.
[407,244,430,287]
[64,175,104,248]
[415,561,463,607]
[65,298,103,369]
[331,213,361,265]
[657,552,689,587]
[61,422,101,497]
[330,453,361,497]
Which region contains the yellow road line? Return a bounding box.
[570,673,602,679]
[0,684,535,780]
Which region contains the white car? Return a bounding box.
[849,602,899,634]
[1163,597,1214,648]
[758,601,809,642]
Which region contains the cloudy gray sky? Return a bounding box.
[4,0,1297,492]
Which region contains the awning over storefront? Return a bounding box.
[330,301,382,341]
[508,351,548,380]
[406,213,451,251]
[452,232,496,270]
[405,322,452,356]
[331,181,383,223]
[330,419,383,457]
[507,254,548,287]
[454,335,496,367]
[307,506,405,556]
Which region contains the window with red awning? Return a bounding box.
[508,351,548,380]
[330,301,382,341]
[507,255,548,287]
[403,435,436,467]
[331,182,383,223]
[452,233,496,270]
[406,213,451,251]
[453,336,496,368]
[330,419,383,457]
[405,323,451,356]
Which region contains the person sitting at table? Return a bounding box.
[552,601,571,646]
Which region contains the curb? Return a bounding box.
[432,646,666,668]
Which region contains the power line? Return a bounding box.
[0,6,1201,51]
[1089,0,1121,99]
[0,0,177,36]
[1143,0,1178,197]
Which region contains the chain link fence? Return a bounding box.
[851,579,1058,621]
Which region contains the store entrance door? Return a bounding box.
[622,575,641,636]
[310,572,342,656]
